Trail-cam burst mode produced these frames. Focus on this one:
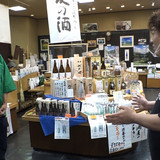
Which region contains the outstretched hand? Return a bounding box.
[106,106,136,125]
[132,94,149,110]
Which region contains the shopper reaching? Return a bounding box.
[106,10,160,160]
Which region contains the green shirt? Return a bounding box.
[0,54,16,107]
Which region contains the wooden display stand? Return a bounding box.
[7,89,18,133]
[22,108,137,157]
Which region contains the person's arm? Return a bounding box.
[0,93,8,115]
[106,106,160,131]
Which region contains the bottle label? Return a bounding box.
[110,89,115,96]
[93,70,98,77]
[66,72,71,78]
[52,73,59,79]
[59,72,65,79]
[101,70,106,77]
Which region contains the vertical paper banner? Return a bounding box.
[132,123,148,143]
[46,0,81,43]
[107,124,132,154]
[0,4,11,43]
[88,115,107,139]
[54,117,70,139]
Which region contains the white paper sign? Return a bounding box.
[132,123,148,143]
[88,115,107,139]
[0,4,11,43]
[6,103,13,137]
[107,124,132,154]
[54,117,70,139]
[46,0,81,43]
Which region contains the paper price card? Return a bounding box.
[54,117,70,139]
[132,123,148,143]
[107,123,132,154]
[88,115,107,139]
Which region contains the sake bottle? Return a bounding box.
[57,103,61,116]
[65,59,71,78]
[48,102,53,116]
[101,58,106,77]
[70,103,75,117]
[61,103,66,117]
[59,59,65,79]
[109,81,115,96]
[92,58,98,78]
[53,103,57,116]
[121,78,127,95]
[52,60,59,78]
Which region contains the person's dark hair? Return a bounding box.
[148,10,160,32]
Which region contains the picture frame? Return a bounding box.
[83,23,98,32]
[40,38,49,51]
[87,40,97,48]
[97,38,105,45]
[120,36,134,48]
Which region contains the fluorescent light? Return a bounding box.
[30,14,34,17]
[106,7,110,9]
[136,3,141,6]
[9,6,26,11]
[88,8,91,11]
[141,6,144,8]
[78,9,82,12]
[92,7,96,10]
[152,2,155,6]
[121,5,125,8]
[78,0,94,3]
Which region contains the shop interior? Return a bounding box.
[0,0,160,160]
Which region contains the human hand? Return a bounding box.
[0,103,7,115]
[132,94,148,110]
[105,106,136,125]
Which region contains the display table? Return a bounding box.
[22,108,137,157]
[147,78,160,88]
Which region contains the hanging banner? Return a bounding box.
[107,124,132,154]
[46,0,81,43]
[0,4,11,43]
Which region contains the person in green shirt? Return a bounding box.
[0,54,16,160]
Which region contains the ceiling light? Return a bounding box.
[78,0,94,3]
[9,6,26,11]
[30,14,34,17]
[152,2,155,6]
[88,8,91,11]
[92,7,96,10]
[141,6,144,8]
[78,9,82,12]
[136,4,141,6]
[121,5,125,8]
[110,9,112,11]
[106,7,110,9]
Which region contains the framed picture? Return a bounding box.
[83,23,98,32]
[40,39,49,51]
[87,40,97,48]
[97,38,105,45]
[115,21,132,31]
[120,36,134,48]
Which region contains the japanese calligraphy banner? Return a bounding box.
[46,0,81,43]
[107,123,132,154]
[0,4,11,44]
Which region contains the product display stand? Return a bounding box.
[22,108,138,157]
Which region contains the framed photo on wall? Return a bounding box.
[87,40,97,48]
[120,36,134,48]
[97,38,105,45]
[40,39,49,51]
